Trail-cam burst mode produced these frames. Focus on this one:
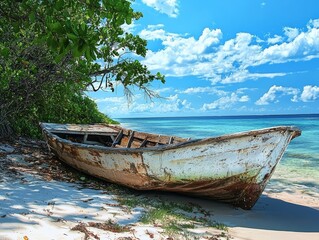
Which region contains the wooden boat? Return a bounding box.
[40,122,301,209]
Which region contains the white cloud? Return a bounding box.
[141,0,179,18]
[179,87,227,96]
[94,96,125,104]
[308,19,319,28]
[255,85,299,105]
[155,87,173,93]
[267,35,283,44]
[142,26,222,70]
[283,27,300,42]
[141,19,319,84]
[194,28,223,54]
[201,92,250,111]
[300,85,319,102]
[121,21,138,34]
[93,93,191,116]
[258,26,319,65]
[220,70,287,84]
[239,95,250,102]
[140,24,167,40]
[131,94,192,113]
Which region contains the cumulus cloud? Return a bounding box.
[140,24,167,40]
[201,92,250,111]
[142,26,222,69]
[258,26,319,65]
[267,35,283,44]
[300,85,319,102]
[283,27,300,42]
[130,94,191,113]
[255,85,299,105]
[194,28,223,53]
[93,93,191,116]
[141,19,319,84]
[308,19,319,28]
[155,87,174,93]
[220,70,287,84]
[141,0,179,18]
[142,26,222,73]
[179,87,227,96]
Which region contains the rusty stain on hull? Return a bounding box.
[40,122,301,210]
[151,176,263,210]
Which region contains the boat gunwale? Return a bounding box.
[40,123,301,153]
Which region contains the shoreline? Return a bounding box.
[1,138,318,240]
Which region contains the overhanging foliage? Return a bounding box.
[0,0,165,138]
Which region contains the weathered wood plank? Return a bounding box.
[42,123,118,135]
[110,125,186,144]
[112,130,123,147]
[126,131,135,148]
[139,138,148,148]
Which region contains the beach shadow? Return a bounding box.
[183,194,319,233]
[0,175,141,229]
[242,195,319,232]
[143,191,319,233]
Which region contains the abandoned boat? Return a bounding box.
[40,122,301,209]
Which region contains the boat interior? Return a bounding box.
[48,124,188,148]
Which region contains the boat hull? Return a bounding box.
[42,124,301,209]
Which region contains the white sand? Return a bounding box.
[0,173,165,240]
[1,143,318,240]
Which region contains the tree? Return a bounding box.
[0,0,164,137]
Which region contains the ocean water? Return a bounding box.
[117,114,319,195]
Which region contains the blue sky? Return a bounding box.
[89,0,319,118]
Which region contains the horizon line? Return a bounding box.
[114,113,319,119]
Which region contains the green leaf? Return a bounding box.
[62,38,70,48]
[55,0,64,11]
[49,22,63,33]
[1,47,10,58]
[125,16,132,25]
[54,53,64,62]
[29,12,36,22]
[80,23,87,33]
[67,33,78,41]
[83,46,89,59]
[90,48,96,60]
[72,46,82,57]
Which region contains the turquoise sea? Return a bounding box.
[117,114,319,196]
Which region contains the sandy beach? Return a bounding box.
[1,138,318,240]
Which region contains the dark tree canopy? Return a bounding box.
[0,0,165,138]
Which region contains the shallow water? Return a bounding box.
[117,114,319,195]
